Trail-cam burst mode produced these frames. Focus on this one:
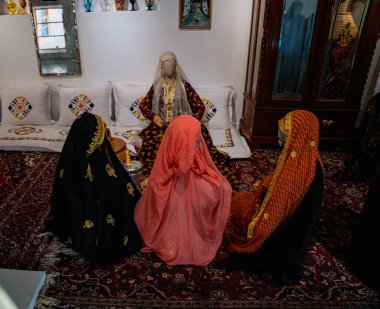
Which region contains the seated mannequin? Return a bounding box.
[223,110,324,279]
[48,112,142,263]
[340,92,380,181]
[134,115,232,266]
[138,51,239,190]
[343,161,380,293]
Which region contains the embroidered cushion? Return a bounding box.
[55,81,113,126]
[113,83,151,128]
[195,86,235,129]
[210,128,234,148]
[0,83,52,125]
[200,98,217,124]
[130,96,149,125]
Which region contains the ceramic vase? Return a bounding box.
[115,0,124,11]
[6,0,18,15]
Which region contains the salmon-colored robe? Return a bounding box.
[134,115,232,265]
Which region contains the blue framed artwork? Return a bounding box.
[179,0,212,30]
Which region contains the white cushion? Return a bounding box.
[209,128,234,148]
[209,127,251,159]
[113,83,151,128]
[0,124,68,152]
[0,84,52,125]
[55,81,113,126]
[194,86,235,129]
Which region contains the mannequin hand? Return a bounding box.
[153,115,165,127]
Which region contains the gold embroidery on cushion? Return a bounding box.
[69,93,94,116]
[214,128,234,148]
[65,237,72,245]
[8,126,42,135]
[9,96,32,120]
[130,97,148,123]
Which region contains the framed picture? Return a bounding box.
[179,0,212,30]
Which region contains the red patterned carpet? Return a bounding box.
[0,150,379,308]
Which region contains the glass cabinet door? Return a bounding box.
[319,0,370,99]
[273,0,318,98]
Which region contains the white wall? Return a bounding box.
[0,0,253,125]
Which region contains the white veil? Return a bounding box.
[152,51,193,121]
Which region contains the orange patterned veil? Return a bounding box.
[224,110,323,254]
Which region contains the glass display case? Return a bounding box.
[240,0,380,148]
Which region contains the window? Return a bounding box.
[34,6,66,51]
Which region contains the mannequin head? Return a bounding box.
[162,59,176,78]
[152,51,193,119]
[160,51,177,79]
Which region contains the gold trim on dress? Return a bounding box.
[86,115,106,157]
[85,164,94,183]
[247,113,293,239]
[127,182,135,196]
[106,214,115,226]
[83,220,94,229]
[123,235,129,246]
[59,169,64,178]
[106,163,117,178]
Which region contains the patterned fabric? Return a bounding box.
[130,97,149,123]
[131,96,217,125]
[213,128,234,148]
[8,96,32,120]
[0,150,379,308]
[139,81,205,122]
[201,98,217,124]
[48,112,142,263]
[68,93,94,116]
[224,110,323,253]
[8,126,42,135]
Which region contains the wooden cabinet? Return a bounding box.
[240,0,380,148]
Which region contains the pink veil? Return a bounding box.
[134,115,232,265]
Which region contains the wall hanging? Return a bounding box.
[179,0,211,30]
